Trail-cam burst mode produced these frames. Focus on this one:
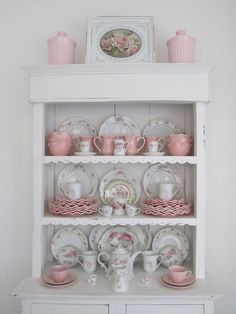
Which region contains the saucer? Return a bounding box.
[160,274,195,289]
[143,152,165,156]
[43,271,76,286]
[73,152,97,156]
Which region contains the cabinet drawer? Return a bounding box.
[127,304,203,314]
[32,303,109,314]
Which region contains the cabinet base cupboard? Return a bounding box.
[13,64,222,313]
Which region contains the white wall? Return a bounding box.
[0,0,235,313]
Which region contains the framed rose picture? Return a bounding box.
[85,16,155,63]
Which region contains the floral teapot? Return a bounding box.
[97,245,141,279]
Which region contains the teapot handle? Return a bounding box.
[97,252,109,273]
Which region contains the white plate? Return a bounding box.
[89,225,151,252]
[99,115,140,136]
[143,117,183,138]
[57,164,98,198]
[73,152,97,156]
[58,117,97,138]
[100,168,141,205]
[51,227,88,267]
[143,164,183,198]
[143,152,166,156]
[98,226,142,253]
[152,227,189,261]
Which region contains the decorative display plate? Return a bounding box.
[58,117,97,138]
[51,227,88,267]
[89,225,151,251]
[152,227,189,261]
[143,164,183,198]
[97,226,141,253]
[99,115,140,136]
[142,117,183,138]
[48,198,98,216]
[57,164,98,198]
[100,168,141,205]
[160,274,195,289]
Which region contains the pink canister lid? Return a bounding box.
[48,31,76,46]
[167,29,195,45]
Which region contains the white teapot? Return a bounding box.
[97,245,141,279]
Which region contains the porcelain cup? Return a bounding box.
[168,265,192,284]
[113,139,129,156]
[73,136,93,153]
[88,274,97,286]
[68,182,82,200]
[142,251,163,273]
[124,136,145,155]
[49,265,68,283]
[76,251,98,273]
[93,136,114,155]
[126,205,140,217]
[48,142,72,156]
[145,137,165,152]
[98,205,113,217]
[159,183,180,201]
[48,131,71,140]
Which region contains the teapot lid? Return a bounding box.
[112,244,129,255]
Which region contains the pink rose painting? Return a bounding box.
[100,29,142,58]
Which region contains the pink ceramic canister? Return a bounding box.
[93,136,114,155]
[48,141,72,156]
[167,30,196,63]
[48,31,76,64]
[124,136,145,155]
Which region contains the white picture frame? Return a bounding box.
[85,16,155,63]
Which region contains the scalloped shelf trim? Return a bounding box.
[42,216,197,226]
[43,156,197,165]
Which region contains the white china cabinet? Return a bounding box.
[13,63,222,314]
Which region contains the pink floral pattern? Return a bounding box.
[100,29,142,58]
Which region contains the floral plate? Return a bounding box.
[142,117,182,138]
[58,117,97,138]
[89,225,151,252]
[97,226,142,253]
[152,227,189,261]
[100,168,140,205]
[143,164,183,199]
[51,227,88,267]
[99,115,140,136]
[57,164,98,198]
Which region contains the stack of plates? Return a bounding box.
[48,198,99,216]
[141,199,192,216]
[42,271,77,288]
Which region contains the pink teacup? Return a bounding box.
[167,142,192,156]
[124,136,145,155]
[49,265,68,283]
[93,136,114,155]
[48,132,71,140]
[168,265,192,284]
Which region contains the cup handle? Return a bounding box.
[158,138,166,151]
[98,208,105,216]
[124,141,129,152]
[76,254,84,268]
[135,208,141,215]
[137,137,145,153]
[72,137,80,152]
[93,136,101,153]
[97,252,109,272]
[156,254,163,270]
[172,183,181,198]
[186,270,192,278]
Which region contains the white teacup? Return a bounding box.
[148,140,165,153]
[142,251,163,273]
[76,251,97,273]
[98,205,113,217]
[126,205,140,217]
[159,183,180,201]
[80,141,90,153]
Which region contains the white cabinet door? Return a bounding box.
[127,304,204,314]
[32,303,109,314]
